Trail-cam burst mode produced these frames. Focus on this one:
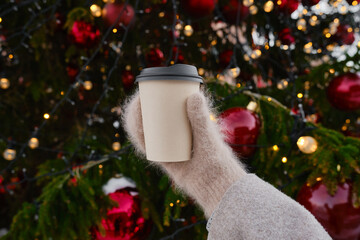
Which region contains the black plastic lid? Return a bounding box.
[135,64,203,83]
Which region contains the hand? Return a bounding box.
[122,90,247,217]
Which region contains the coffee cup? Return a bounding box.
[135,64,203,162]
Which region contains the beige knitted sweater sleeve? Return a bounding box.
[206,174,331,240]
[122,91,331,240]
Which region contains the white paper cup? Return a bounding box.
[136,64,203,162]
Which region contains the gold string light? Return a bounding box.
[264,1,274,12]
[90,4,102,17]
[297,136,318,154]
[83,81,93,91]
[183,25,193,37]
[198,68,205,75]
[28,137,39,149]
[243,0,254,7]
[297,19,306,31]
[0,78,10,89]
[249,5,258,15]
[277,79,288,90]
[112,141,121,151]
[3,148,16,161]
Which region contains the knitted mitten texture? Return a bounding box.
[122,91,246,217]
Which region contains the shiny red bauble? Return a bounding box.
[221,0,249,25]
[278,0,299,14]
[121,70,135,90]
[172,46,185,63]
[297,181,360,240]
[146,48,164,67]
[103,3,135,27]
[94,188,150,240]
[302,0,320,6]
[0,176,19,193]
[327,73,360,111]
[332,25,355,45]
[278,28,295,45]
[68,21,100,48]
[219,107,261,158]
[181,0,217,18]
[219,50,233,69]
[66,64,79,82]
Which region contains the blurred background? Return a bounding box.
[0,0,360,239]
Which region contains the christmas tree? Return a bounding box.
[1,0,360,239]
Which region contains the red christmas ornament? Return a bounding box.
[95,187,150,240]
[68,21,100,48]
[279,28,295,45]
[0,176,19,193]
[181,0,217,18]
[327,73,360,111]
[221,0,249,25]
[277,0,299,14]
[332,25,355,45]
[297,181,360,240]
[121,70,135,90]
[146,48,164,67]
[302,0,320,6]
[219,107,261,158]
[103,3,135,27]
[172,46,185,63]
[66,64,79,83]
[219,50,233,69]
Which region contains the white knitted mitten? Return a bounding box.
[122,91,246,218]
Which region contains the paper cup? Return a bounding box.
[136,64,203,162]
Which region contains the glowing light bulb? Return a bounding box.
[309,16,319,26]
[249,5,258,15]
[281,157,287,163]
[83,81,93,90]
[273,145,279,151]
[243,0,254,7]
[297,136,318,154]
[3,149,16,161]
[277,79,288,90]
[226,67,240,78]
[297,19,306,31]
[297,93,303,98]
[264,1,274,12]
[198,68,205,75]
[339,5,347,14]
[209,114,217,122]
[251,49,262,59]
[90,4,102,17]
[44,113,50,119]
[246,101,258,111]
[28,137,39,149]
[175,23,183,30]
[112,142,121,151]
[183,25,193,37]
[0,77,10,89]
